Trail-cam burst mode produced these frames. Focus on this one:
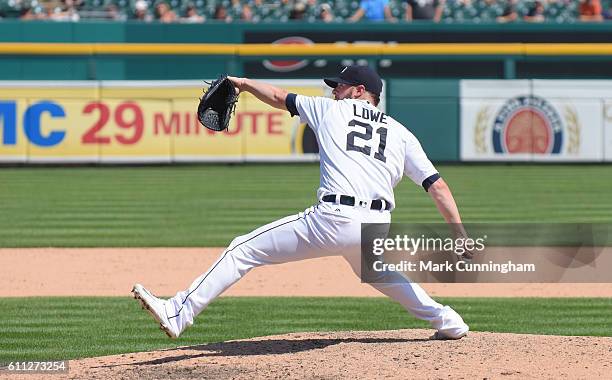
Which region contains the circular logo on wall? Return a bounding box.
[290,122,319,155]
[263,37,314,73]
[492,95,563,154]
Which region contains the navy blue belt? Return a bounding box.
[322,194,391,211]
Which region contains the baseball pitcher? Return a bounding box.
[133,65,469,341]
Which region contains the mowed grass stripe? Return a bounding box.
[0,296,609,361]
[0,164,610,247]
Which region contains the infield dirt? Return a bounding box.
[7,329,610,380]
[3,248,611,379]
[1,248,611,297]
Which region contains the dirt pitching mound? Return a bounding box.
[64,329,610,379]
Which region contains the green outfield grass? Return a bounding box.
[0,296,610,362]
[1,165,610,363]
[0,164,610,247]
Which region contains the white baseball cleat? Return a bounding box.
[430,329,468,340]
[132,284,179,339]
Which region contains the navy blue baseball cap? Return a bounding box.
[324,65,383,96]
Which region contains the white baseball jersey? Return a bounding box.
[293,95,438,209]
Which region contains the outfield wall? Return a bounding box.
[1,22,612,81]
[0,79,383,163]
[1,79,611,163]
[461,80,612,162]
[391,79,612,163]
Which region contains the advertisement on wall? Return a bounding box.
[244,33,388,77]
[0,80,340,164]
[461,80,612,162]
[243,31,611,77]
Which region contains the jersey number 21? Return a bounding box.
[346,119,387,163]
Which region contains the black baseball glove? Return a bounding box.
[197,74,239,132]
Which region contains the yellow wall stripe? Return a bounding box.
[1,42,612,56]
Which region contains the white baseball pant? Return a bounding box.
[165,202,468,337]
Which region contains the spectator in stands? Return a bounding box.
[65,0,81,21]
[289,1,307,19]
[181,3,205,22]
[305,0,317,13]
[319,3,335,21]
[523,0,545,22]
[106,4,127,21]
[249,0,266,20]
[134,0,153,21]
[214,4,232,22]
[229,0,241,18]
[46,0,80,21]
[303,0,317,20]
[496,0,518,22]
[579,0,603,21]
[404,0,445,22]
[349,0,397,21]
[478,0,504,21]
[155,1,177,23]
[19,6,39,20]
[605,6,612,19]
[280,0,293,14]
[241,3,254,21]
